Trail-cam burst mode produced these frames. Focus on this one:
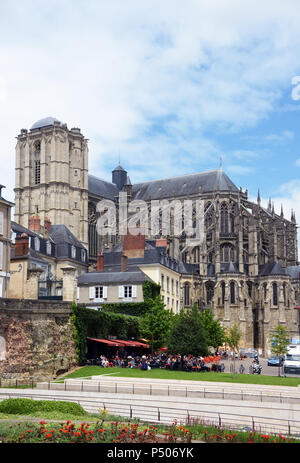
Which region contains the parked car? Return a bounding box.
[267,356,284,367]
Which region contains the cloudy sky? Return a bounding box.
[1,0,300,226]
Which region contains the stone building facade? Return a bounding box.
[14,117,89,248]
[0,185,14,298]
[14,118,300,354]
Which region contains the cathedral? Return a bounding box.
[14,117,300,353]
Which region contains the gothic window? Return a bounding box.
[184,283,190,306]
[220,244,234,262]
[272,282,278,306]
[206,282,214,305]
[220,203,229,234]
[208,251,214,263]
[221,281,225,305]
[230,281,235,304]
[283,283,286,305]
[205,203,214,230]
[263,283,267,300]
[230,205,235,233]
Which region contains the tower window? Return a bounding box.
[34,160,41,185]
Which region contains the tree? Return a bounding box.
[270,325,290,377]
[140,296,173,352]
[200,308,226,350]
[225,325,242,379]
[168,305,209,357]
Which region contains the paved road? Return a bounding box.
[221,357,284,376]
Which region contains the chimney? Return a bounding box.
[44,217,52,233]
[121,254,128,272]
[14,233,29,257]
[97,253,104,271]
[29,216,41,233]
[123,227,145,258]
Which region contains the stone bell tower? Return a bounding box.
[14,117,88,248]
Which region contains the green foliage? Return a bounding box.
[140,296,173,350]
[142,280,161,301]
[270,325,290,357]
[168,305,209,356]
[200,308,226,349]
[0,398,85,416]
[225,325,242,351]
[71,303,140,364]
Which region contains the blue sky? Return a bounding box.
[1,0,300,225]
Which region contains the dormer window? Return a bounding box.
[46,241,51,255]
[71,245,76,259]
[35,237,40,251]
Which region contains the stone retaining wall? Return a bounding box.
[0,298,77,381]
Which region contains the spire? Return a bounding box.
[268,197,272,210]
[291,209,295,222]
[257,189,261,206]
[280,204,284,218]
[272,201,275,215]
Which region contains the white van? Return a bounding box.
[283,345,300,376]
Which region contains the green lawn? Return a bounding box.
[60,366,300,387]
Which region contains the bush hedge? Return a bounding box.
[0,398,85,416]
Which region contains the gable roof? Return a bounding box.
[88,169,239,201]
[259,261,286,276]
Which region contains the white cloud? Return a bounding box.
[1,1,300,203]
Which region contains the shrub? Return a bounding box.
[0,398,85,416]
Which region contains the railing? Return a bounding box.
[0,390,299,438]
[0,378,35,389]
[42,379,300,405]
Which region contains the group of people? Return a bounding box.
[87,352,225,372]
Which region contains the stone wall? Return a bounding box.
[0,298,77,382]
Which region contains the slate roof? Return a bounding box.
[88,174,119,200]
[78,270,150,286]
[131,169,239,201]
[48,225,84,248]
[88,169,239,201]
[259,261,286,276]
[286,266,300,279]
[101,240,199,276]
[12,221,39,237]
[220,262,240,273]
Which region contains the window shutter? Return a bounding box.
[89,286,95,300]
[119,286,124,298]
[0,212,3,235]
[77,287,80,300]
[103,286,107,299]
[0,278,3,297]
[0,242,3,270]
[132,285,137,298]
